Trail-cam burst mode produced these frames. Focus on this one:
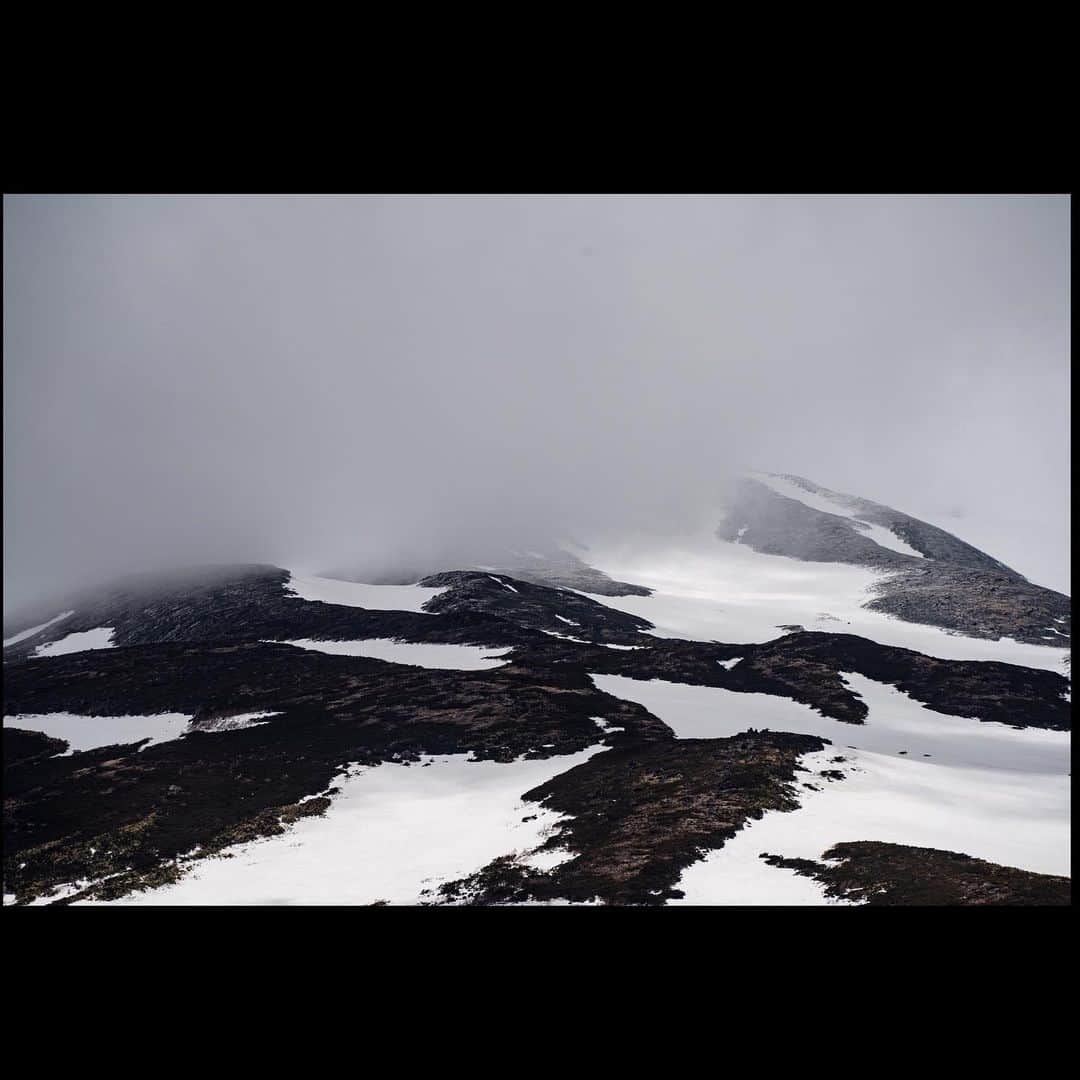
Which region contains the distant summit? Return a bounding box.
[719,472,1069,647]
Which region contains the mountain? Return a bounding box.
[2,474,1071,906]
[719,473,1070,646]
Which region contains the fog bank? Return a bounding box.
[4,194,1070,615]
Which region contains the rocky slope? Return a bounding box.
[3,475,1071,906]
[761,842,1070,905]
[718,474,1070,646]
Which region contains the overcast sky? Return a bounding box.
[3,194,1070,616]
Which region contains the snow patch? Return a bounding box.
[751,473,925,560]
[592,716,626,734]
[850,519,925,559]
[285,573,447,613]
[198,711,281,732]
[673,743,1070,904]
[538,628,595,646]
[589,671,1069,774]
[33,627,115,658]
[3,712,194,754]
[591,672,1070,896]
[576,528,1069,674]
[90,746,608,905]
[277,637,511,670]
[4,610,75,647]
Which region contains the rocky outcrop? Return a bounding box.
[3,642,663,904]
[761,841,1071,905]
[434,731,828,906]
[719,476,1071,647]
[419,570,652,644]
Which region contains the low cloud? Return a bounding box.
[4,194,1070,615]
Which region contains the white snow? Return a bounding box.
[590,672,1069,774]
[717,657,742,670]
[276,637,512,670]
[90,746,608,905]
[576,528,1070,674]
[672,746,1070,904]
[751,473,925,560]
[488,575,519,593]
[591,670,1069,900]
[519,846,578,872]
[538,628,595,646]
[850,519,925,559]
[32,627,115,658]
[748,472,866,519]
[555,615,580,627]
[197,711,281,732]
[592,716,626,734]
[284,573,447,613]
[3,610,75,647]
[3,712,194,754]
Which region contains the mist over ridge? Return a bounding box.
[4,194,1070,615]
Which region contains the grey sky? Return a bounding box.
[3,194,1070,616]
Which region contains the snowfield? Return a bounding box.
[577,529,1070,674]
[592,669,1069,900]
[3,711,193,754]
[4,506,1068,907]
[590,672,1070,775]
[32,627,115,658]
[673,746,1070,903]
[91,747,609,905]
[276,637,512,670]
[284,572,447,612]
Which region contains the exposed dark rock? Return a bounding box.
[718,478,916,571]
[761,842,1071,905]
[433,731,828,906]
[473,548,652,597]
[1,565,530,662]
[767,474,1022,574]
[4,727,69,764]
[718,476,1071,647]
[572,631,1070,730]
[418,570,652,644]
[3,563,653,665]
[744,632,1070,731]
[865,563,1071,647]
[3,643,661,903]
